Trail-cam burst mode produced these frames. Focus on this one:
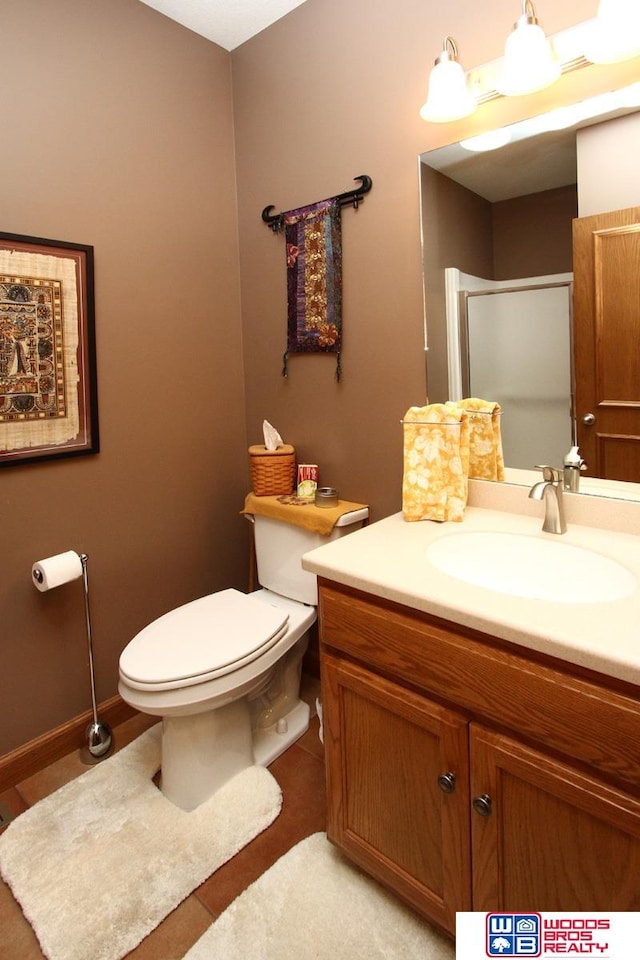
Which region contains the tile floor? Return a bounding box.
[0,675,326,960]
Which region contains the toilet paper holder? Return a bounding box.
[32,551,112,762]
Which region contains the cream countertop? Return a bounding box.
[302,503,640,688]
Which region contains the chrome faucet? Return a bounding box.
[528,465,567,535]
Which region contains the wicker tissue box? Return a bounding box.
[249,444,296,497]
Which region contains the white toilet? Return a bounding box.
[118,506,368,811]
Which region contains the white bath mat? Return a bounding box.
[183,832,455,960]
[0,724,282,960]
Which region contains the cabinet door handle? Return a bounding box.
[473,793,492,816]
[437,772,456,794]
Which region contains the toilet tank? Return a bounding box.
[252,508,368,606]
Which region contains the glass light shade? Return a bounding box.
[420,58,477,123]
[496,18,561,96]
[583,0,640,64]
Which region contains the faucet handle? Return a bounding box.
[534,465,562,483]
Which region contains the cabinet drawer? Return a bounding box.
[319,580,640,792]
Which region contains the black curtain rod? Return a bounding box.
[261,175,372,232]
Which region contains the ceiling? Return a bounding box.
[137,0,309,50]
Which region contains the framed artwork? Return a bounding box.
[0,232,98,466]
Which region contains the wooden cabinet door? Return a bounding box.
[471,724,640,912]
[322,652,471,933]
[573,206,640,481]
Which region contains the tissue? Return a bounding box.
[263,420,283,451]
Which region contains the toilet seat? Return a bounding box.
[119,588,289,692]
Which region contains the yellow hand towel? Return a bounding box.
[402,403,469,522]
[459,398,505,481]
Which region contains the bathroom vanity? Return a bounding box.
[303,492,640,935]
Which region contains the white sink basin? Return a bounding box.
[426,531,637,604]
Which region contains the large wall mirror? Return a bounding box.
[420,81,640,500]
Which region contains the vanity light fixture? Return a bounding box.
[496,1,561,97]
[419,7,640,124]
[419,36,477,123]
[583,0,640,65]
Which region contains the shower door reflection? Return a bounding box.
[454,277,573,469]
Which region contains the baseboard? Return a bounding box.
[0,695,137,793]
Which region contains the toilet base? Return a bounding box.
[160,699,254,812]
[253,699,310,767]
[159,695,311,812]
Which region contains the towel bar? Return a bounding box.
[400,411,501,426]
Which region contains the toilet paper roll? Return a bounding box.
[32,551,84,592]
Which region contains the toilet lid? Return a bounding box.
[119,588,289,688]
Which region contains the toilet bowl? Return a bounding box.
[118,506,368,811]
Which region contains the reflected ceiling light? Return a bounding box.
[534,100,593,132]
[496,1,561,96]
[583,0,640,64]
[419,36,477,123]
[478,85,640,149]
[615,81,640,107]
[460,129,512,152]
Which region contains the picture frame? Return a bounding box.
[0,231,98,467]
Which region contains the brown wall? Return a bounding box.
[421,165,494,402]
[493,185,577,279]
[1,0,248,755]
[2,0,636,756]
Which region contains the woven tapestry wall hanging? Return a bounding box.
[262,176,372,383]
[282,197,343,381]
[0,232,98,467]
